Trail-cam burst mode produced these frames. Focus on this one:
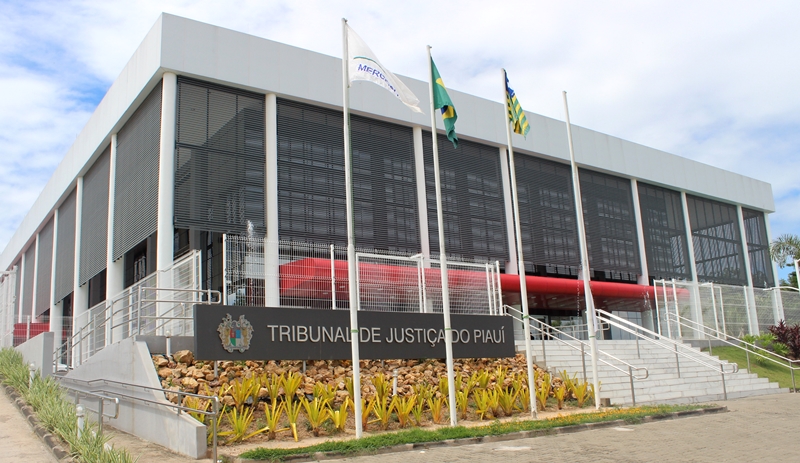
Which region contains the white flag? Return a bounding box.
[346,24,422,113]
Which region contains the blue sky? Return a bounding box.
[1,1,799,279]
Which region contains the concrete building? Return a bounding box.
[0,13,782,349]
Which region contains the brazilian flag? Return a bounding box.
[431,58,458,148]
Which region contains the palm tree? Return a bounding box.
[770,234,800,289]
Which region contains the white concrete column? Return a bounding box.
[499,146,517,274]
[32,234,40,320]
[264,93,280,306]
[157,73,177,273]
[412,126,431,261]
[106,133,125,342]
[630,179,650,285]
[73,176,88,334]
[764,213,785,322]
[49,209,62,351]
[680,192,704,335]
[16,255,25,323]
[737,205,759,334]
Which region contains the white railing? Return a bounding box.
[62,250,215,367]
[653,279,800,340]
[223,235,503,315]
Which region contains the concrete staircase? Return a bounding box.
[528,340,788,405]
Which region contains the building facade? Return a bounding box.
[0,14,780,346]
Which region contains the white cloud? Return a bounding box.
[1,0,800,264]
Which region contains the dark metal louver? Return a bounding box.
[637,182,690,281]
[578,169,640,278]
[80,146,110,285]
[742,208,774,288]
[21,244,35,319]
[276,99,419,252]
[423,133,508,264]
[35,218,54,316]
[686,195,747,285]
[175,78,266,235]
[513,152,579,276]
[113,84,162,260]
[55,190,76,303]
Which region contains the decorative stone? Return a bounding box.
[173,350,194,365]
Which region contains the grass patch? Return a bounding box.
[704,346,797,390]
[239,403,712,461]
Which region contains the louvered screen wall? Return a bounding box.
[35,218,54,315]
[276,99,419,252]
[350,115,418,251]
[175,78,266,235]
[423,133,507,264]
[55,191,76,303]
[80,147,109,285]
[513,152,579,276]
[21,244,35,319]
[637,183,690,281]
[686,195,747,285]
[742,208,774,288]
[578,169,640,279]
[113,84,161,260]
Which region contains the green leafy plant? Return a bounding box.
[571,378,591,408]
[372,397,394,430]
[183,395,211,423]
[260,372,282,405]
[313,381,336,404]
[330,397,350,433]
[427,395,446,424]
[284,396,303,442]
[263,399,286,440]
[554,383,567,410]
[371,374,391,405]
[472,389,491,420]
[301,397,331,437]
[391,395,416,428]
[535,371,551,411]
[219,406,269,443]
[361,397,376,430]
[281,371,303,403]
[455,389,470,420]
[497,386,517,417]
[411,396,425,426]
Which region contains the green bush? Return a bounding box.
[0,348,137,463]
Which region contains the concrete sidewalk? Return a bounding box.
[322,393,800,462]
[0,386,58,462]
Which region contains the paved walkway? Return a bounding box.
[0,387,58,463]
[322,393,800,463]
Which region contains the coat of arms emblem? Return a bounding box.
[217,313,254,353]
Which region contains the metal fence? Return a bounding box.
[223,235,503,315]
[67,250,206,366]
[653,279,795,339]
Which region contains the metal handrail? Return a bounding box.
[665,310,799,391]
[596,308,736,400]
[56,376,219,462]
[505,305,648,406]
[56,381,120,422]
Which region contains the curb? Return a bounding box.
[1,384,75,462]
[234,406,728,462]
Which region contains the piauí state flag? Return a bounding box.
[431,58,458,148]
[505,71,530,137]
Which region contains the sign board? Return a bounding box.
[194,305,515,361]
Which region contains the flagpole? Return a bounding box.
[427,45,458,427]
[562,91,601,410]
[502,69,537,418]
[342,18,364,437]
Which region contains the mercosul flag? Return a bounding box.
[346,24,422,113]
